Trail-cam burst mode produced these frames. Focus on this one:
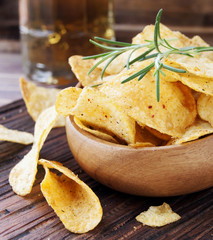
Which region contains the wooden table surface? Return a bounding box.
[0,37,213,239]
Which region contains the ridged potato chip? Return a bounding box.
[9,106,58,196]
[197,93,213,126]
[98,63,197,138]
[0,124,33,145]
[136,202,181,227]
[55,87,82,116]
[70,87,136,144]
[74,116,118,143]
[20,77,65,127]
[39,159,102,233]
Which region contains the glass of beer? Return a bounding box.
[19,0,115,86]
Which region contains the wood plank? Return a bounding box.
[0,100,212,239]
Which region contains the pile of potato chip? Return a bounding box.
[56,24,213,147]
[4,23,213,233]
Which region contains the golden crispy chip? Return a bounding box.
[168,119,213,145]
[96,51,133,75]
[20,77,65,127]
[133,24,213,78]
[190,35,213,61]
[69,55,111,87]
[164,56,213,80]
[39,159,102,233]
[55,87,82,116]
[99,63,197,138]
[136,202,181,227]
[133,24,191,48]
[134,123,163,146]
[133,24,213,90]
[74,116,118,143]
[160,69,213,96]
[71,87,136,144]
[197,93,213,126]
[145,126,171,141]
[0,124,33,145]
[9,106,58,196]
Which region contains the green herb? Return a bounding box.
[83,9,213,102]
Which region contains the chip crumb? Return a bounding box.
[136,202,181,227]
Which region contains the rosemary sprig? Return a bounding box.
[83,9,213,102]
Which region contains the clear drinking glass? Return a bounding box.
[19,0,114,86]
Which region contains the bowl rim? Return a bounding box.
[67,115,213,151]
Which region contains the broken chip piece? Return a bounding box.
[136,202,181,227]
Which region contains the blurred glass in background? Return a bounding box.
[19,0,114,86]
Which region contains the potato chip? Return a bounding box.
[9,106,58,196]
[39,159,102,233]
[70,87,136,144]
[160,69,213,96]
[190,35,213,61]
[134,123,163,146]
[69,55,111,87]
[145,126,171,141]
[20,77,65,127]
[0,124,33,145]
[98,63,197,137]
[168,119,213,145]
[164,56,213,80]
[55,87,82,116]
[197,93,213,126]
[96,50,133,75]
[136,202,181,227]
[133,24,213,78]
[133,24,213,92]
[74,116,118,143]
[133,24,191,48]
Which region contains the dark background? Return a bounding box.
[0,0,213,51]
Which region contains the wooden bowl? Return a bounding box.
[66,116,213,197]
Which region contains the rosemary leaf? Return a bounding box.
[84,9,213,102]
[121,62,155,83]
[101,53,122,79]
[162,64,186,73]
[155,71,160,102]
[128,47,155,65]
[94,37,133,47]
